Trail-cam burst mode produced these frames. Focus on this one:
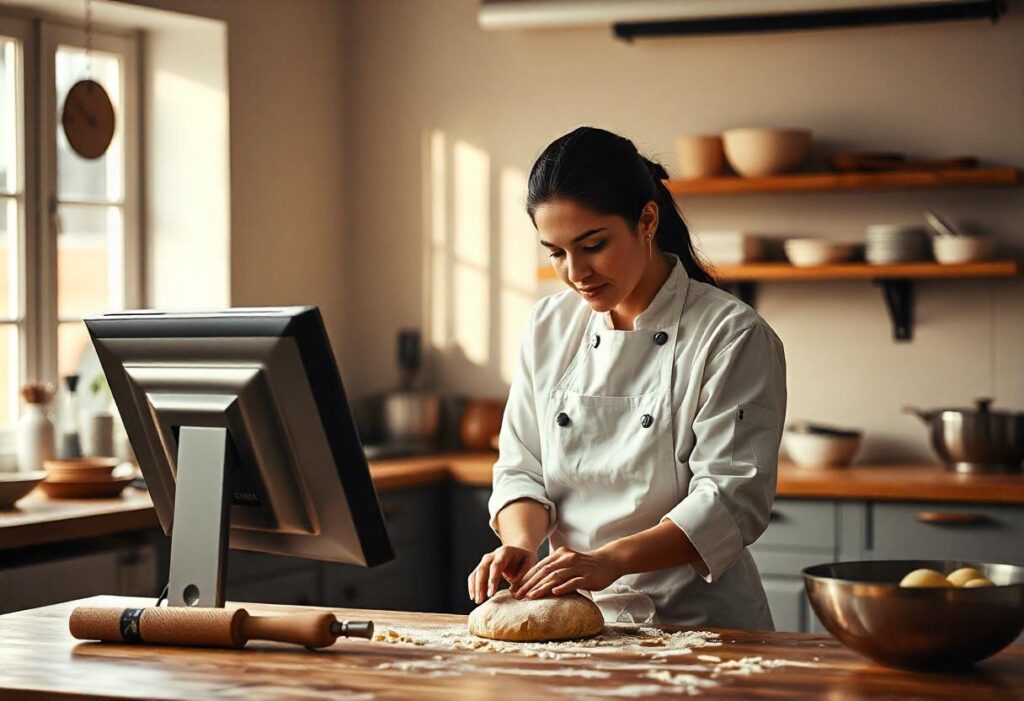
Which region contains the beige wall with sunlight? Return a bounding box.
[341,0,1024,464]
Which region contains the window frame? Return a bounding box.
[0,12,142,439]
[39,20,142,388]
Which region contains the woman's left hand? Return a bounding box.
[510,546,621,599]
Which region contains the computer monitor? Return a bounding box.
[85,306,394,608]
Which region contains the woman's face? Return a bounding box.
[535,198,657,313]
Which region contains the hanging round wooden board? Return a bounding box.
[61,78,116,160]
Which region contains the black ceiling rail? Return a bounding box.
[613,1,1005,40]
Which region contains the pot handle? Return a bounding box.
[902,406,933,423]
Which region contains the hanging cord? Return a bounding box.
[83,0,94,76]
[155,581,169,608]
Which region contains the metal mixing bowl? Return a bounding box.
[802,560,1024,669]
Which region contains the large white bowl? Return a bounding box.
[783,431,862,468]
[674,134,725,179]
[932,236,994,264]
[722,127,812,177]
[784,238,857,267]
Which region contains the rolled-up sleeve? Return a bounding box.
[487,307,557,537]
[663,321,786,582]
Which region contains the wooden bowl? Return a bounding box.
[722,127,811,177]
[39,475,134,499]
[44,457,120,480]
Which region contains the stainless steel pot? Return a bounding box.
[905,398,1024,473]
[382,391,440,445]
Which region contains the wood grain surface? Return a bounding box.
[0,596,1021,700]
[4,454,1023,552]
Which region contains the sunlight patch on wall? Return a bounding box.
[499,167,537,384]
[452,139,490,366]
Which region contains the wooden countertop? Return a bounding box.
[1,595,1021,700]
[3,454,1022,552]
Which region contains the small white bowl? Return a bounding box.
[674,134,725,179]
[932,236,994,264]
[784,238,857,267]
[722,127,812,178]
[783,431,861,468]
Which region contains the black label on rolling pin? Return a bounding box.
[119,608,145,643]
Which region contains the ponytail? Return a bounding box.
[642,158,717,287]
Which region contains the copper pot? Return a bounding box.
[459,398,505,451]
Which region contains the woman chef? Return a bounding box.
[468,127,787,630]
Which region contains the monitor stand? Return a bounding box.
[167,426,232,607]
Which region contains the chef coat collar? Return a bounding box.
[600,253,690,331]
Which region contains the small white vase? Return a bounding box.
[16,402,55,473]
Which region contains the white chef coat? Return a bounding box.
[488,253,786,630]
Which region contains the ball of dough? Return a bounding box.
[468,589,604,642]
[899,569,953,588]
[962,577,995,588]
[946,567,985,587]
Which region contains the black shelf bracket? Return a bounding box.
[725,281,757,308]
[875,278,914,342]
[723,277,916,342]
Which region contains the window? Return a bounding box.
[0,15,140,437]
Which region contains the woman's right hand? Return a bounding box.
[468,545,538,605]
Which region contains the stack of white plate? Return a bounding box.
[865,225,929,264]
[695,231,764,266]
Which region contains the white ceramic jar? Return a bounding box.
[16,402,55,473]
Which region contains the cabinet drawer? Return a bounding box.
[227,567,320,607]
[322,542,444,612]
[378,486,445,547]
[750,548,832,578]
[755,499,836,551]
[869,502,1024,564]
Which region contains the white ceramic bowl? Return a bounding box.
[784,238,857,267]
[0,471,47,508]
[722,127,812,177]
[783,431,862,468]
[674,134,725,179]
[932,236,994,264]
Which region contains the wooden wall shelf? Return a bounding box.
[713,260,1023,282]
[663,167,1021,196]
[537,260,1023,342]
[715,260,1023,342]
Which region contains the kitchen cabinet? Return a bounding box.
[226,485,448,613]
[751,499,837,633]
[448,484,501,614]
[321,485,447,612]
[0,537,159,614]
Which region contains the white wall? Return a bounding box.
[342,0,1024,463]
[125,0,350,361]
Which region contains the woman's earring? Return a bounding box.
[647,234,654,260]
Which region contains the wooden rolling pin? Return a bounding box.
[69,606,374,650]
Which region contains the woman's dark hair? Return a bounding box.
[526,126,716,287]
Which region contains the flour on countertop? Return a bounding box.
[369,622,823,696]
[372,623,721,659]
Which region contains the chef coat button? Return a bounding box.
[556,412,570,427]
[641,414,654,428]
[653,331,669,346]
[592,334,601,348]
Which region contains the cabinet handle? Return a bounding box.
[915,511,989,525]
